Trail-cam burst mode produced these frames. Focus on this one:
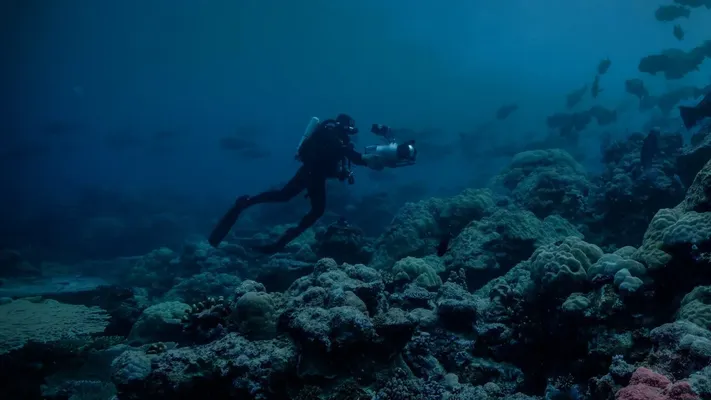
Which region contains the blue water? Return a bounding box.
[2,0,710,255]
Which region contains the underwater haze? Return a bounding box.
[4,1,709,200]
[3,1,711,398]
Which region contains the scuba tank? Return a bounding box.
[295,115,355,183]
[295,116,320,160]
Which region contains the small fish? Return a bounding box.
[591,75,603,98]
[640,129,660,170]
[673,24,685,41]
[673,0,711,9]
[679,91,711,129]
[218,136,258,151]
[654,5,691,22]
[566,84,588,109]
[436,232,453,257]
[597,58,611,75]
[496,104,519,120]
[589,106,617,126]
[625,79,649,100]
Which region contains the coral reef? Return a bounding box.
[588,132,685,250]
[370,188,497,270]
[0,299,110,355]
[491,149,592,222]
[11,140,711,400]
[616,367,698,400]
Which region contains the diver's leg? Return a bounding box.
[259,177,326,252]
[208,168,308,247]
[243,167,308,205]
[295,177,327,232]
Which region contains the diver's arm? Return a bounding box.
[361,153,386,171]
[348,147,386,170]
[345,144,368,166]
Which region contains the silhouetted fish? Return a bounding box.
[566,84,588,109]
[673,24,685,41]
[680,91,711,129]
[219,136,270,159]
[589,106,617,126]
[641,129,660,170]
[625,79,649,100]
[591,75,603,98]
[673,0,711,8]
[219,136,258,151]
[496,104,519,120]
[436,232,453,257]
[597,58,611,75]
[655,5,691,22]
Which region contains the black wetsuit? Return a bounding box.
[208,120,366,252]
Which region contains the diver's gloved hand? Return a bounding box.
[363,154,386,171]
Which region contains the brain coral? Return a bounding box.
[527,237,603,296]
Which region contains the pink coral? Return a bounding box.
[664,382,698,400]
[630,367,671,389]
[616,368,698,400]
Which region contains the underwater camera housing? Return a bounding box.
[371,124,392,138]
[364,124,417,168]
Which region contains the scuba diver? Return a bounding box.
[208,113,414,254]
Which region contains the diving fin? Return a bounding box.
[208,196,250,247]
[679,105,698,130]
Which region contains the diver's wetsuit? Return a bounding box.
[208,119,367,253]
